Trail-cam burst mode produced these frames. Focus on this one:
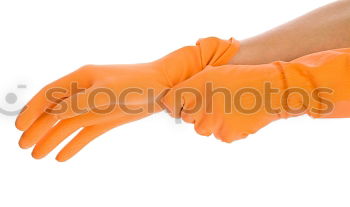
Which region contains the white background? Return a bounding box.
[1,0,349,206]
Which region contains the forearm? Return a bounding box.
[230,0,350,65]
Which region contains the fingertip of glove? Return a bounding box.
[195,129,212,137]
[218,137,235,143]
[15,106,31,130]
[18,131,35,149]
[217,133,249,143]
[18,140,31,149]
[31,149,45,160]
[55,154,68,162]
[15,118,28,131]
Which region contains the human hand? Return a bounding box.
[163,49,350,142]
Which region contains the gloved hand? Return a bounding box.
[15,37,239,161]
[162,48,350,142]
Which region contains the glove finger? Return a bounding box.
[56,123,119,162]
[19,105,113,149]
[16,69,92,131]
[56,109,150,162]
[30,108,121,159]
[213,122,248,143]
[32,104,150,159]
[181,112,195,123]
[194,115,212,137]
[56,105,153,161]
[19,113,58,149]
[31,118,84,159]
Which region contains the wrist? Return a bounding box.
[228,38,277,65]
[156,37,240,87]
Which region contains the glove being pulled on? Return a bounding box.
[162,48,350,142]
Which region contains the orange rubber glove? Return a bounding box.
[162,48,350,142]
[15,37,239,161]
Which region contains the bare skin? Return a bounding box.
[230,0,350,65]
